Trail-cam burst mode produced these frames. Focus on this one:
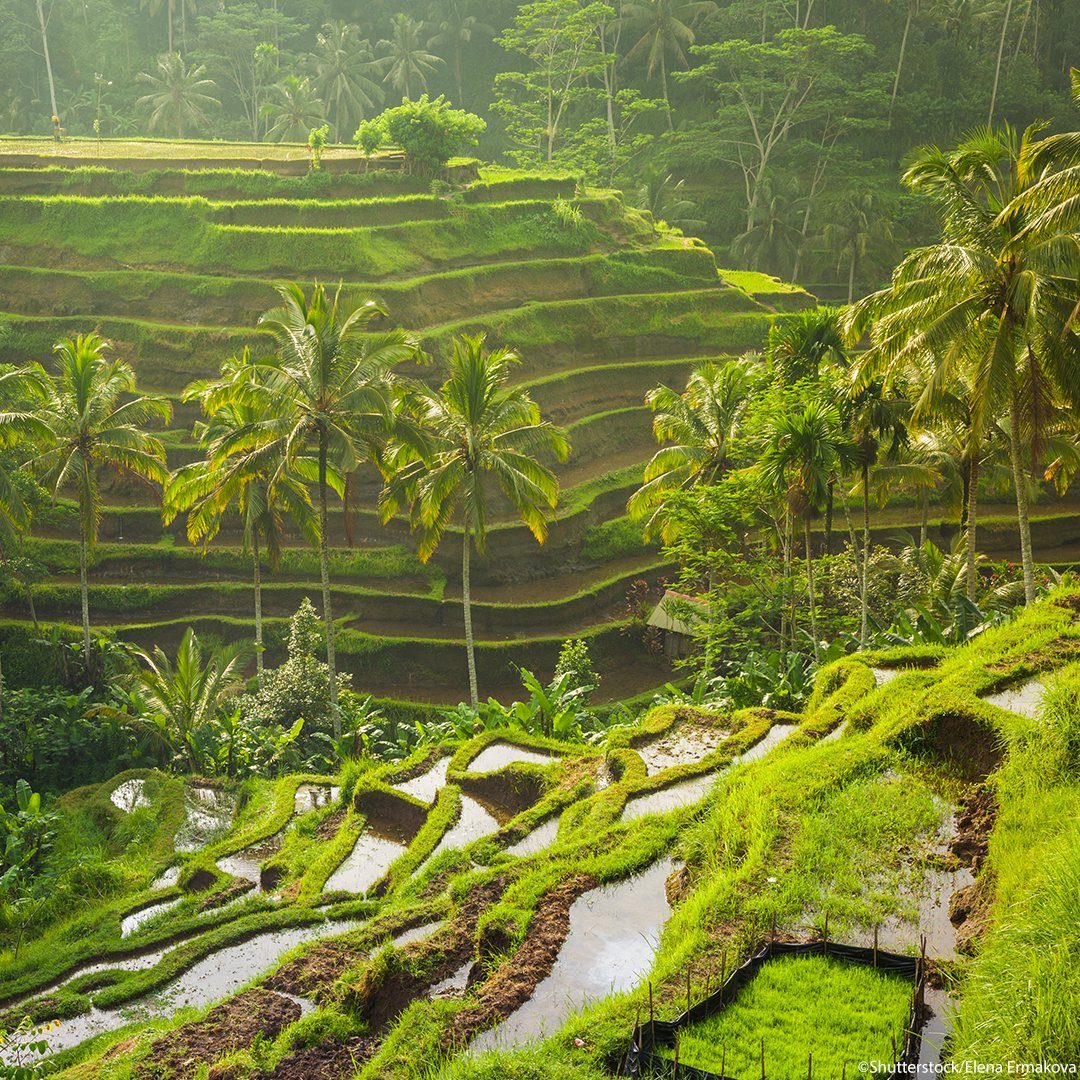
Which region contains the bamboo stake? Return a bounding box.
[687,968,692,1015]
[807,1052,813,1080]
[649,982,655,1049]
[720,952,726,1004]
[873,925,878,967]
[892,1034,898,1064]
[823,912,829,956]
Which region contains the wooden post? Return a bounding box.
[842,1063,847,1080]
[891,1034,898,1064]
[720,952,726,1004]
[771,913,777,945]
[649,981,655,1049]
[807,1052,813,1080]
[873,925,878,967]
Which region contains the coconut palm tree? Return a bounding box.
[137,52,220,138]
[164,350,318,685]
[759,401,854,662]
[376,15,444,100]
[309,21,383,141]
[218,285,421,737]
[620,0,717,129]
[31,335,171,665]
[425,0,492,109]
[628,357,759,542]
[262,75,326,143]
[852,126,1080,605]
[381,334,569,707]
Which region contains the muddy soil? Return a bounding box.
[447,874,596,1049]
[256,1035,377,1079]
[136,988,300,1079]
[635,725,728,775]
[459,771,545,824]
[198,879,255,912]
[923,715,1002,781]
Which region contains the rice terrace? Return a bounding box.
[0,2,1078,1078]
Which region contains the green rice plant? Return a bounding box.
[655,955,913,1077]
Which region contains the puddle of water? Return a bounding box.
[637,726,728,775]
[621,726,796,822]
[110,779,149,814]
[918,987,954,1066]
[393,758,450,804]
[731,723,796,766]
[466,743,555,773]
[32,918,363,1060]
[429,960,472,998]
[121,899,182,938]
[982,678,1045,719]
[872,668,902,687]
[275,990,316,1016]
[470,859,676,1053]
[175,786,235,853]
[294,784,340,816]
[216,833,284,888]
[390,921,442,948]
[506,817,561,858]
[324,830,407,895]
[151,867,181,890]
[432,796,500,855]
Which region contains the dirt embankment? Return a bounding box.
[135,988,300,1079]
[948,786,998,955]
[447,873,597,1048]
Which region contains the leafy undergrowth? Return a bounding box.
[656,955,913,1077]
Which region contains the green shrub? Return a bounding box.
[356,96,486,175]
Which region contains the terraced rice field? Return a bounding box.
[0,145,814,704]
[2,591,1047,1079]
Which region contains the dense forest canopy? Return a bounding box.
[2,0,1077,289]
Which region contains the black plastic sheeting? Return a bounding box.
[623,939,927,1079]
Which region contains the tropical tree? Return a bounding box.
[125,628,250,773]
[620,0,717,129]
[759,400,854,662]
[262,75,325,142]
[223,285,421,737]
[376,14,444,100]
[627,357,759,542]
[165,350,318,685]
[30,335,170,664]
[847,124,1080,606]
[309,21,383,141]
[767,306,848,386]
[381,334,569,707]
[425,0,492,108]
[136,52,220,138]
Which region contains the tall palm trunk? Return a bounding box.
[462,522,478,707]
[1007,389,1036,604]
[804,519,820,663]
[318,433,340,738]
[965,455,980,602]
[823,479,834,558]
[660,51,673,131]
[919,490,929,549]
[78,528,91,664]
[988,0,1014,124]
[252,536,264,685]
[35,0,59,122]
[888,1,914,127]
[860,460,871,647]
